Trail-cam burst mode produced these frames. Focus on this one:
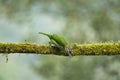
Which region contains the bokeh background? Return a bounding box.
[0,0,120,80]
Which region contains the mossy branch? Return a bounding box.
[0,42,120,56]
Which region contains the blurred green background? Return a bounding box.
[0,0,120,80]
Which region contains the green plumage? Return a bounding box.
[39,32,67,47]
[39,32,72,56]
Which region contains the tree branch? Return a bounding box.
[0,42,120,56]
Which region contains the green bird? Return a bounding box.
[39,32,72,56]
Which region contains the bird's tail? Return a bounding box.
[39,32,51,38]
[65,47,72,56]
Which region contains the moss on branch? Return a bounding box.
[0,42,120,56]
